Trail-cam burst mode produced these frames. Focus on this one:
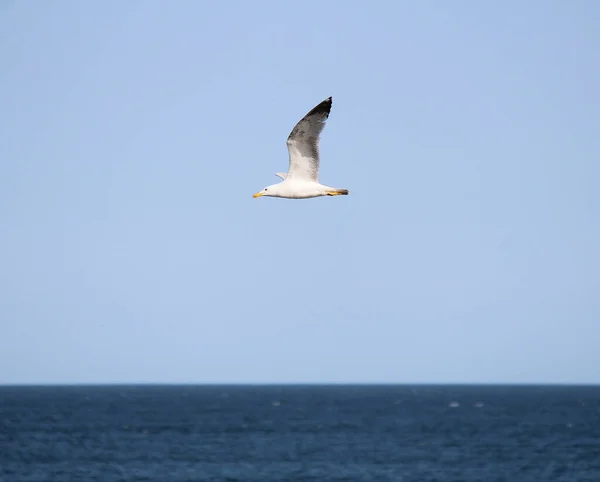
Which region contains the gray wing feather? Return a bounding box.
[285,97,332,181]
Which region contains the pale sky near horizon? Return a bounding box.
[1,1,599,385]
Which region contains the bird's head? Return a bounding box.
[253,185,277,198]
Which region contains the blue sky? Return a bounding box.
[1,1,598,384]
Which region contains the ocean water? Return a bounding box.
[1,385,599,481]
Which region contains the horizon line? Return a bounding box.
[1,381,599,388]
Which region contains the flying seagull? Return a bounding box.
[253,96,349,199]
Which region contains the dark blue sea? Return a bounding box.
[1,385,599,481]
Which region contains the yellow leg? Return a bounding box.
[327,189,349,196]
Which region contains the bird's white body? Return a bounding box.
[253,97,349,200]
[259,179,345,199]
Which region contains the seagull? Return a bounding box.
[253,96,349,199]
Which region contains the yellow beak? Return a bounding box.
[253,192,263,198]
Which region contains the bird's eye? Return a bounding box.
[265,188,268,191]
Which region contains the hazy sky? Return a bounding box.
[1,1,599,384]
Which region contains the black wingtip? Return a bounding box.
[305,96,332,118]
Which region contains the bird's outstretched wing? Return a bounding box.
[285,97,332,181]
